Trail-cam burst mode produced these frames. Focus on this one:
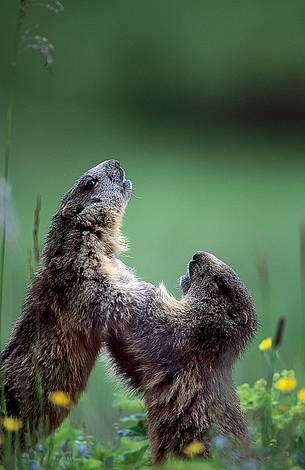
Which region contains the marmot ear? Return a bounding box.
[239,310,248,325]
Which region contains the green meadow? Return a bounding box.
[0,1,304,467]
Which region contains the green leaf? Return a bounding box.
[103,455,114,470]
[113,393,145,413]
[82,458,103,469]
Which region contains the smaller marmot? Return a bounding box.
[106,251,257,464]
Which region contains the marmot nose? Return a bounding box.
[106,159,121,170]
[105,159,124,182]
[112,160,121,169]
[192,251,205,262]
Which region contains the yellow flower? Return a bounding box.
[259,337,272,352]
[48,391,73,409]
[298,388,305,404]
[182,441,205,457]
[275,377,297,393]
[2,417,23,432]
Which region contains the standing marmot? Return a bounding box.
[1,159,154,445]
[1,159,256,465]
[106,251,257,464]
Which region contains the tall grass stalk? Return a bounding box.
[33,195,42,266]
[0,158,8,352]
[1,0,62,345]
[0,0,31,351]
[261,317,286,448]
[300,223,305,378]
[29,195,42,276]
[256,250,271,317]
[0,2,63,464]
[0,4,31,430]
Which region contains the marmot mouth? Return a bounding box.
[122,178,132,191]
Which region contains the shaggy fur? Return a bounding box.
[106,252,257,464]
[0,160,152,445]
[1,160,257,464]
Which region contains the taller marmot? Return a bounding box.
[0,160,154,445]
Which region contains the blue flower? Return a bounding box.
[60,441,69,453]
[297,451,305,466]
[212,434,228,450]
[36,443,44,453]
[76,441,89,459]
[28,461,41,470]
[117,429,125,437]
[244,458,260,470]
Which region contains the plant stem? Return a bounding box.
[0,0,31,350]
[256,250,271,317]
[33,195,42,267]
[300,223,305,378]
[262,318,286,448]
[0,155,9,351]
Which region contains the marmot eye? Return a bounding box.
[84,178,97,190]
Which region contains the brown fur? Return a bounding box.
[106,254,257,464]
[0,160,144,445]
[1,160,257,465]
[105,250,258,462]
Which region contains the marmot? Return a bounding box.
[0,159,154,446]
[106,251,257,464]
[1,159,257,466]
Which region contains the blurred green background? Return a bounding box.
[0,0,304,443]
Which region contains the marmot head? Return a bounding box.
[180,251,257,357]
[59,160,132,228]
